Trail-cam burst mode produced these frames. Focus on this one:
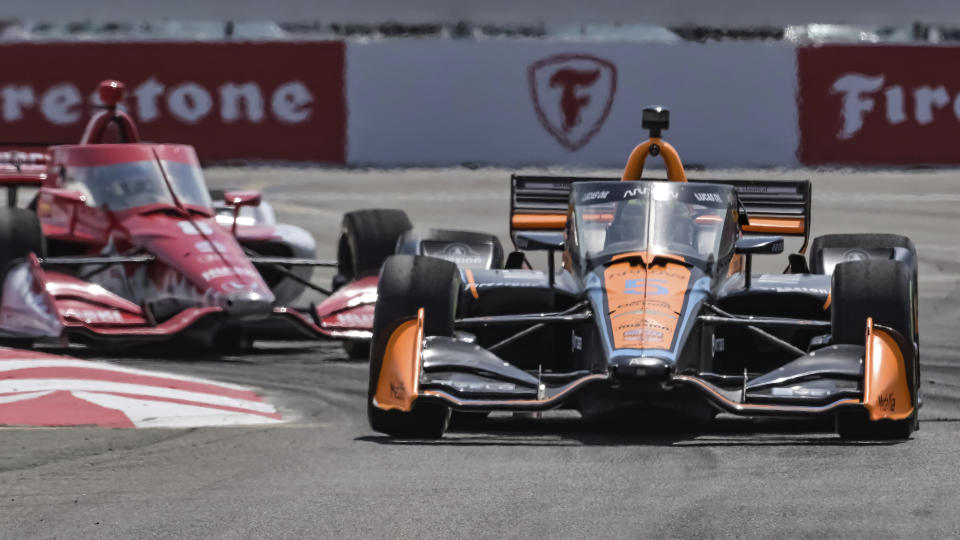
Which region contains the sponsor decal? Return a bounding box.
[0,42,345,162]
[450,381,517,392]
[178,221,215,235]
[63,308,124,324]
[194,240,227,253]
[622,328,665,342]
[877,392,896,412]
[200,266,259,282]
[604,261,691,350]
[528,54,617,151]
[624,278,669,296]
[438,243,485,266]
[196,253,227,264]
[334,312,374,328]
[222,280,268,294]
[712,334,725,356]
[693,192,723,204]
[583,190,610,202]
[623,186,649,198]
[571,331,583,352]
[390,380,406,400]
[841,248,870,262]
[798,45,960,165]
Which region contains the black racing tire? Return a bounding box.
[831,259,914,346]
[342,340,370,360]
[831,259,918,440]
[336,209,412,285]
[0,208,45,348]
[835,407,915,441]
[0,207,45,285]
[367,255,459,438]
[809,233,915,275]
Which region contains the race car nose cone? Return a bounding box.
[610,356,670,382]
[221,291,273,319]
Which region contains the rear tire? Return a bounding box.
[831,259,918,440]
[367,255,459,438]
[809,233,915,275]
[335,209,412,287]
[0,207,45,275]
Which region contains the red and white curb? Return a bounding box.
[0,349,283,428]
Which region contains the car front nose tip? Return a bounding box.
[220,291,274,319]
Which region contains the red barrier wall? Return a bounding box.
[0,42,345,163]
[799,45,960,165]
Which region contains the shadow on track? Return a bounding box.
[31,340,336,364]
[357,413,909,448]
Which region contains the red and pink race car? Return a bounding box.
[0,80,411,352]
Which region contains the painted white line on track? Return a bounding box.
[0,358,251,391]
[0,391,52,404]
[0,379,277,414]
[74,392,283,428]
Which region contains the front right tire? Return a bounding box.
[367,255,459,438]
[831,259,918,440]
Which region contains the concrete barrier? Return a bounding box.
[347,41,798,168]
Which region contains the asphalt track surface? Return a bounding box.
[2,166,959,538]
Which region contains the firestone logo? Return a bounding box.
[528,54,617,151]
[831,72,960,139]
[0,79,314,126]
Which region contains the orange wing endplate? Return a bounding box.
[373,308,425,412]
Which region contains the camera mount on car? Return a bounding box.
[642,106,670,138]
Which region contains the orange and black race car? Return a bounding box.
[366,107,920,440]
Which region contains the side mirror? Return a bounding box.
[37,188,88,235]
[44,188,87,205]
[735,236,784,289]
[224,190,261,208]
[735,236,784,255]
[514,231,565,251]
[223,190,261,234]
[513,231,565,289]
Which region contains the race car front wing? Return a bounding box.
[373,313,916,423]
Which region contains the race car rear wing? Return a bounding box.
[0,151,49,207]
[510,174,812,253]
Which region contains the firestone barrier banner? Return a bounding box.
[0,42,346,162]
[798,45,960,165]
[346,41,798,168]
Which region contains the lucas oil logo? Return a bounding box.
[528,54,617,151]
[694,192,723,204]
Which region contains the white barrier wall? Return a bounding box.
[347,41,798,168]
